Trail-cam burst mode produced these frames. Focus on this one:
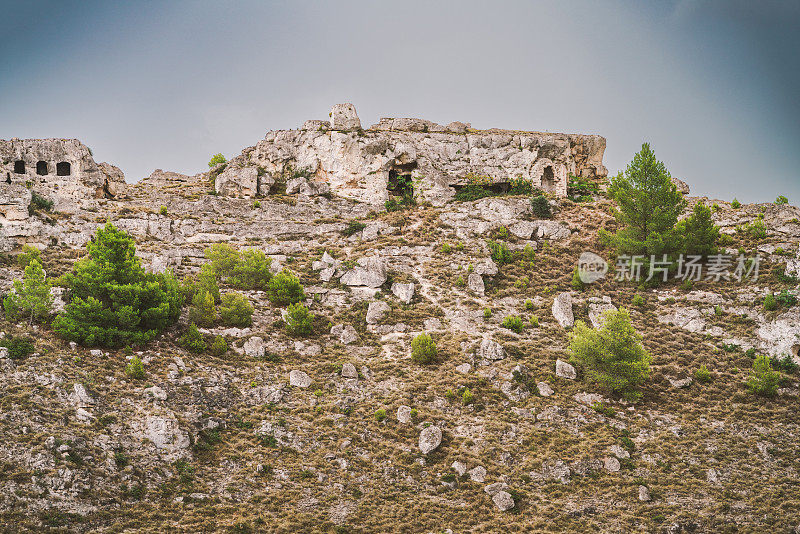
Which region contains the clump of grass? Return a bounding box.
[501,315,524,333]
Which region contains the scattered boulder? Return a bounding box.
[588,296,616,328]
[289,370,312,388]
[467,273,485,294]
[604,457,621,472]
[391,282,415,304]
[638,485,651,502]
[243,336,266,358]
[451,461,467,477]
[492,491,515,512]
[609,445,630,459]
[552,292,574,328]
[331,324,360,345]
[340,256,387,288]
[366,301,391,325]
[419,425,442,454]
[341,363,358,379]
[477,337,506,361]
[474,259,499,276]
[455,363,472,374]
[555,359,577,380]
[469,466,487,482]
[537,381,554,397]
[397,405,412,424]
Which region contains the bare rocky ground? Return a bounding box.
[1,170,799,533]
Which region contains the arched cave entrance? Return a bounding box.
[14,160,25,174]
[541,165,555,193]
[388,162,417,202]
[36,161,48,175]
[56,162,71,176]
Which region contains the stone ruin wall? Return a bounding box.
[216,103,608,205]
[0,138,126,247]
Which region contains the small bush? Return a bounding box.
[208,153,226,168]
[746,354,781,397]
[591,402,615,417]
[569,308,651,401]
[764,294,777,311]
[524,299,534,310]
[180,324,206,353]
[529,315,539,327]
[28,191,54,215]
[125,356,145,379]
[228,249,273,290]
[501,315,524,333]
[776,290,797,308]
[462,388,474,405]
[486,240,513,265]
[455,275,465,287]
[0,335,35,360]
[483,308,492,319]
[253,200,261,209]
[530,194,552,218]
[3,258,53,325]
[204,244,240,276]
[219,292,253,327]
[694,364,711,383]
[17,245,41,269]
[771,354,798,374]
[266,271,305,305]
[731,198,741,209]
[341,221,366,237]
[210,335,228,356]
[776,195,789,205]
[571,266,584,291]
[411,333,437,364]
[187,290,216,327]
[632,294,645,307]
[374,409,387,422]
[441,243,452,254]
[285,303,314,336]
[159,206,168,216]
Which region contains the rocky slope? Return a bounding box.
[0,164,799,533]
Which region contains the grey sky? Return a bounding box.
[2,0,798,203]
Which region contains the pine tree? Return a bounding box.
[675,202,720,257]
[3,259,53,326]
[601,143,686,257]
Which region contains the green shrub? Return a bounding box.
[342,221,366,237]
[210,335,228,356]
[52,222,183,348]
[0,335,35,360]
[228,249,273,290]
[569,308,651,401]
[632,294,645,307]
[285,303,314,336]
[411,333,437,364]
[253,200,261,209]
[731,198,741,209]
[694,364,711,383]
[483,307,492,319]
[204,244,239,277]
[3,258,53,325]
[180,324,206,353]
[219,292,253,327]
[524,299,534,310]
[462,387,474,405]
[501,315,524,333]
[530,194,552,218]
[441,243,452,254]
[529,315,539,327]
[486,240,513,265]
[776,195,789,205]
[746,354,781,397]
[571,266,584,291]
[591,401,615,417]
[374,409,387,422]
[764,294,777,311]
[28,191,54,215]
[266,271,305,305]
[771,354,798,374]
[675,202,720,257]
[567,175,600,201]
[776,290,797,308]
[187,290,216,328]
[455,275,465,287]
[159,206,168,216]
[125,356,145,379]
[17,245,41,269]
[208,153,227,168]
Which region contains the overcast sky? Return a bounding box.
[2,0,798,203]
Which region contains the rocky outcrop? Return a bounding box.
[220,104,607,206]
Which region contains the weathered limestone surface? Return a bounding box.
[226,104,607,206]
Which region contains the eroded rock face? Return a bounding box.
[225,104,607,206]
[552,292,575,328]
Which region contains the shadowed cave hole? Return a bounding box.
[388,162,417,199]
[36,161,48,175]
[56,162,71,176]
[14,160,25,174]
[541,165,555,193]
